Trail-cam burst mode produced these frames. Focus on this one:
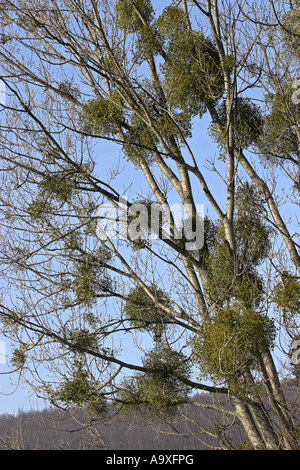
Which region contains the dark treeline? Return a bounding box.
[1,386,299,450]
[0,393,247,450]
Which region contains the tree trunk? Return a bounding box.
[260,349,299,450]
[232,398,265,449]
[249,401,280,450]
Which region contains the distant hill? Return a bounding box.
[1,385,299,450]
[0,393,246,450]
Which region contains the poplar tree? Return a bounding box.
[0,0,300,450]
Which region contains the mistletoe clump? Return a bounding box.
[193,306,276,396]
[118,344,191,417]
[158,5,224,118]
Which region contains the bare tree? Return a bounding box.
[0,0,299,450]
